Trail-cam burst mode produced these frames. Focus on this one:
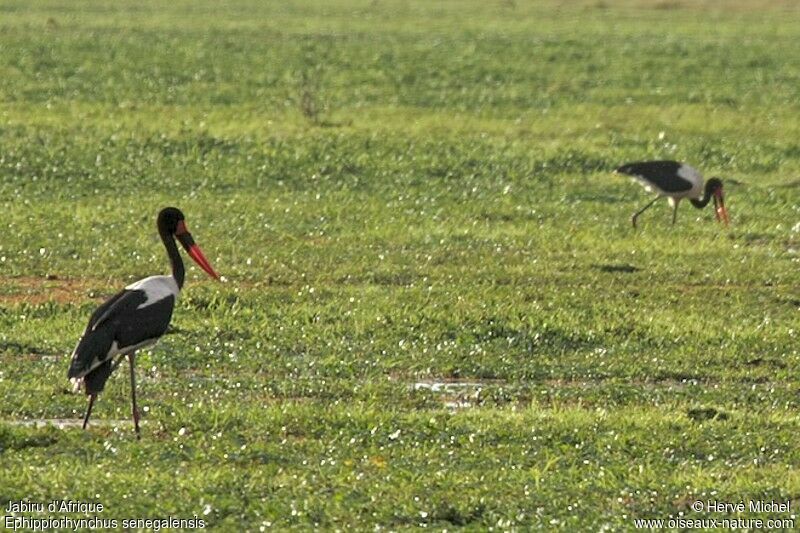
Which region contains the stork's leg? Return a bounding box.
[82,394,96,430]
[632,195,661,228]
[128,353,141,440]
[671,199,680,225]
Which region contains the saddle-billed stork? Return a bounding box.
[615,160,730,228]
[67,207,219,438]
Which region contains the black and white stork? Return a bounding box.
[67,207,219,438]
[615,160,730,228]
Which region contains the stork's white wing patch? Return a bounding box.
[677,164,702,183]
[125,275,179,309]
[676,164,704,197]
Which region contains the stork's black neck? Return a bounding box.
[159,228,185,289]
[690,182,713,209]
[689,194,711,209]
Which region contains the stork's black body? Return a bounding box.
[68,290,175,393]
[67,207,219,438]
[616,161,693,193]
[615,160,729,228]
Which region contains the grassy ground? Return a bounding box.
[1,0,799,529]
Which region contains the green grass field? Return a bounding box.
[1,0,799,529]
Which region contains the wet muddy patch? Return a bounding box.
[0,276,108,305]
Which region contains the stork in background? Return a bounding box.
[67,207,219,438]
[615,160,730,228]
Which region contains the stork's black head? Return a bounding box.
[157,207,220,279]
[705,178,729,225]
[705,177,723,194]
[157,207,186,236]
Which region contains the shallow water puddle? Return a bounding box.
[3,419,142,429]
[412,379,505,410]
[441,399,475,409]
[413,381,489,393]
[0,353,63,363]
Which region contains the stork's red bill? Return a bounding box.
[175,220,220,279]
[712,186,730,225]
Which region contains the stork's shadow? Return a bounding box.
[592,264,641,273]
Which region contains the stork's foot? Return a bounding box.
[132,409,141,440]
[128,352,141,440]
[82,394,96,430]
